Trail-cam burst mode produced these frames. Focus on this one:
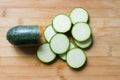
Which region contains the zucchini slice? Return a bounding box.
[44,25,56,42]
[74,36,92,49]
[59,53,66,61]
[52,14,72,33]
[69,42,75,49]
[50,33,70,54]
[70,7,89,24]
[66,48,86,68]
[59,42,75,61]
[37,43,56,63]
[71,22,91,41]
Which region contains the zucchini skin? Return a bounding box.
[7,25,40,46]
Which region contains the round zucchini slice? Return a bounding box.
[44,25,56,42]
[52,14,72,33]
[66,48,86,69]
[37,43,56,63]
[70,7,89,24]
[71,22,91,41]
[50,33,70,54]
[74,36,92,49]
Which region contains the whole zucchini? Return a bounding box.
[7,25,40,46]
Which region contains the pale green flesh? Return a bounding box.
[72,22,91,41]
[74,36,92,49]
[44,25,56,42]
[70,42,75,49]
[70,8,88,24]
[66,48,86,68]
[59,42,75,60]
[50,33,70,54]
[59,53,66,61]
[37,43,56,63]
[53,14,71,33]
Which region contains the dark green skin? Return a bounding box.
[7,25,40,46]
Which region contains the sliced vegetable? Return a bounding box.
[70,7,89,24]
[37,43,56,63]
[44,25,56,42]
[66,48,86,68]
[71,22,91,41]
[69,42,75,49]
[7,25,40,46]
[74,36,92,49]
[59,42,75,61]
[52,14,72,33]
[59,53,66,61]
[50,33,70,54]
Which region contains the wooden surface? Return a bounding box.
[0,0,120,80]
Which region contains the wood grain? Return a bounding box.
[0,0,120,80]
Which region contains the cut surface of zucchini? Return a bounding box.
[74,36,92,49]
[53,14,71,33]
[66,48,86,68]
[59,53,66,61]
[50,33,70,54]
[72,22,91,41]
[37,43,56,63]
[59,42,75,61]
[69,42,75,49]
[44,25,56,42]
[70,8,88,24]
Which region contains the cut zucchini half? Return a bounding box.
[66,48,86,69]
[7,25,40,46]
[52,14,72,33]
[59,42,75,61]
[37,43,56,63]
[44,25,56,42]
[50,33,70,54]
[74,36,92,49]
[71,22,91,41]
[70,7,89,24]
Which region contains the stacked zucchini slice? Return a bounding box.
[37,7,93,69]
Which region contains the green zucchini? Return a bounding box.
[7,25,40,46]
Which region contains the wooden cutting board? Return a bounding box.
[0,0,120,80]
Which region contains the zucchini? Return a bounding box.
[74,36,93,49]
[52,14,72,33]
[37,43,56,63]
[50,33,70,54]
[71,22,91,41]
[66,48,86,69]
[7,25,40,46]
[70,7,89,24]
[59,42,75,61]
[44,25,56,42]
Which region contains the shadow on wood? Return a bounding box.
[14,45,39,55]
